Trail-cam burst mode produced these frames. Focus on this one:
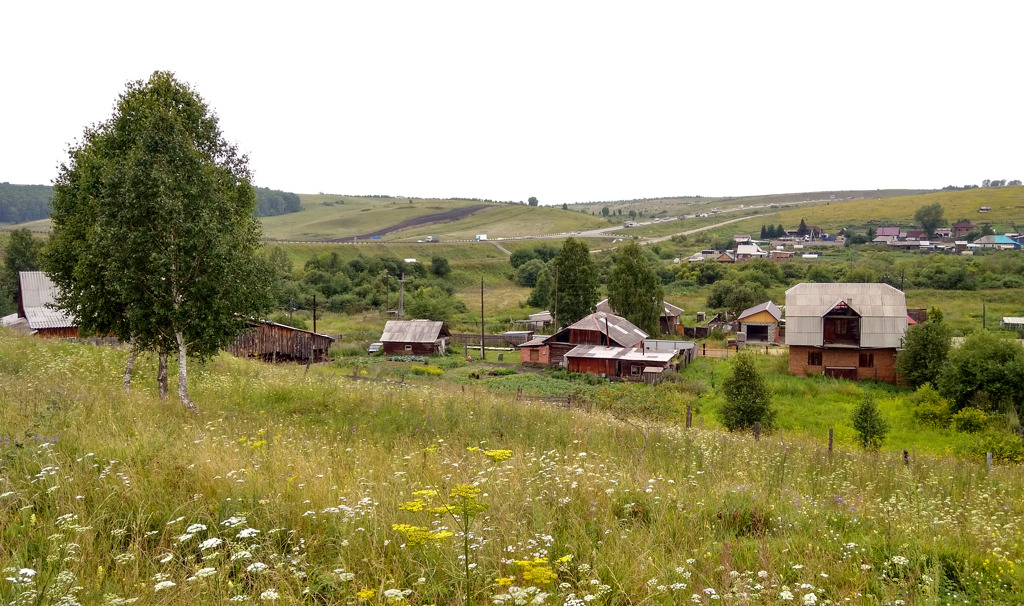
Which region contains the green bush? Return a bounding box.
[852,394,888,450]
[411,365,443,376]
[906,383,952,427]
[953,407,988,433]
[964,429,1024,463]
[487,368,518,376]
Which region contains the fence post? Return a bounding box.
[828,428,833,453]
[353,364,358,377]
[987,452,993,472]
[903,450,909,465]
[753,422,761,441]
[686,405,692,428]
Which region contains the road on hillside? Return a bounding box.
[325,204,493,242]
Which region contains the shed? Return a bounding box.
[737,300,782,343]
[1002,317,1024,331]
[518,336,550,366]
[226,319,335,363]
[17,271,79,338]
[563,344,676,380]
[380,319,451,355]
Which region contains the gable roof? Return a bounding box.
[18,272,77,330]
[564,344,676,363]
[380,320,449,343]
[595,298,683,318]
[738,300,782,322]
[558,311,648,348]
[784,283,906,319]
[735,243,766,256]
[875,226,900,237]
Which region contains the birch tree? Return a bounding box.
[46,71,272,413]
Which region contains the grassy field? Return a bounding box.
[3,331,1024,604]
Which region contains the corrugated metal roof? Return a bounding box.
[18,271,77,330]
[518,337,549,348]
[563,311,648,348]
[564,344,676,363]
[595,299,684,318]
[528,311,553,322]
[738,300,781,321]
[380,320,448,343]
[784,283,907,319]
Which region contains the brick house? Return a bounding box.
[785,283,907,383]
[952,221,976,238]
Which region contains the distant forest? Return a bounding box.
[0,182,301,223]
[0,183,51,223]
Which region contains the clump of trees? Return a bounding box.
[606,241,663,336]
[913,203,946,238]
[0,183,53,223]
[0,228,42,315]
[255,187,302,216]
[719,354,775,432]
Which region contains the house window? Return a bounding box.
[859,352,874,368]
[405,344,412,352]
[808,351,822,366]
[631,365,641,375]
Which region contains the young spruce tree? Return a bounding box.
[719,354,776,431]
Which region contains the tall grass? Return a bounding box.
[2,330,1023,604]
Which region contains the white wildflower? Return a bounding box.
[259,589,279,601]
[154,581,176,592]
[199,537,223,551]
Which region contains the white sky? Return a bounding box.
[2,1,1022,205]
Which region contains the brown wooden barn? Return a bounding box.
[226,320,335,363]
[563,344,677,381]
[14,271,80,338]
[380,320,451,355]
[520,311,648,367]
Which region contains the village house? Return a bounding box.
[563,344,678,382]
[226,319,335,363]
[595,298,684,335]
[518,311,647,367]
[875,226,901,238]
[736,300,782,344]
[734,243,768,262]
[9,271,79,338]
[952,220,976,238]
[969,235,1021,250]
[379,319,451,355]
[785,283,907,383]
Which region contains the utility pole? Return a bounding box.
[384,271,389,314]
[553,265,558,329]
[313,295,317,334]
[398,273,408,320]
[480,277,486,360]
[289,297,293,325]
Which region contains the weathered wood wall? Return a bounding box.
[227,323,333,363]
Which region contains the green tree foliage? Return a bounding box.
[45,71,273,413]
[254,187,302,216]
[1,228,42,313]
[601,206,610,217]
[552,238,598,326]
[895,307,952,388]
[913,202,946,238]
[528,196,539,207]
[607,241,663,336]
[695,259,725,285]
[938,331,1024,412]
[509,248,536,269]
[514,258,546,287]
[0,183,53,223]
[905,383,952,427]
[404,285,466,322]
[797,219,808,236]
[706,280,768,315]
[526,266,553,309]
[719,354,775,431]
[430,256,451,278]
[760,225,768,239]
[851,394,888,450]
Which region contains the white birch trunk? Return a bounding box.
[123,344,137,395]
[158,351,169,400]
[176,331,199,414]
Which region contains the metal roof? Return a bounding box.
[18,272,77,330]
[528,311,553,322]
[517,337,549,348]
[738,300,781,322]
[595,298,684,318]
[564,344,676,363]
[380,320,449,343]
[562,311,648,348]
[784,283,907,319]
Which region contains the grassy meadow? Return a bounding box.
[4,331,1024,605]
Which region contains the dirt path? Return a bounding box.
[327,204,494,242]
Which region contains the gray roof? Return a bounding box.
[784,283,906,319]
[18,272,77,330]
[528,311,553,322]
[517,337,549,348]
[380,320,449,343]
[595,298,683,318]
[738,300,782,322]
[564,344,676,363]
[561,311,648,348]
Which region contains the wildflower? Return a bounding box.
[236,528,260,539]
[229,596,249,601]
[779,590,794,600]
[357,588,376,600]
[556,554,573,564]
[246,562,269,573]
[496,577,514,587]
[185,523,207,534]
[231,551,253,561]
[260,589,279,601]
[196,567,217,578]
[483,449,513,462]
[802,593,817,605]
[221,516,246,528]
[154,581,176,592]
[199,537,223,551]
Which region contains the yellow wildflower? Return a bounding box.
[466,446,480,452]
[356,588,376,600]
[556,554,573,564]
[483,449,513,462]
[495,577,514,587]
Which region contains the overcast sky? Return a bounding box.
[2,1,1022,205]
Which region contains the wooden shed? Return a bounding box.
[737,300,782,344]
[226,320,335,363]
[380,319,451,355]
[16,271,79,339]
[564,344,677,381]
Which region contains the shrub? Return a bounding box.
[963,429,1024,463]
[952,407,988,433]
[852,394,888,450]
[388,355,429,363]
[411,365,443,376]
[488,368,518,376]
[906,383,951,427]
[719,354,775,432]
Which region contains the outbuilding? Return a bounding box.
[226,319,335,363]
[737,300,782,344]
[16,271,79,338]
[379,319,451,355]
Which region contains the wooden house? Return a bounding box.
[380,320,451,355]
[737,300,782,344]
[519,311,647,367]
[16,271,79,338]
[226,319,335,363]
[785,283,907,383]
[595,298,684,335]
[563,344,677,381]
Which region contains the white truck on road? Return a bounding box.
[475,234,488,241]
